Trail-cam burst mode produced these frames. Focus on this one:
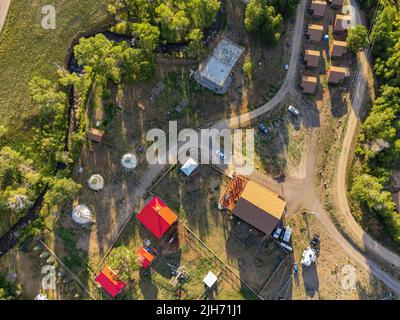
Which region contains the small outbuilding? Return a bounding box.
[304,49,321,68]
[72,204,94,225]
[87,128,105,143]
[328,66,349,84]
[95,266,127,298]
[310,0,327,18]
[121,153,137,171]
[330,40,347,58]
[203,271,218,289]
[301,76,318,94]
[137,196,178,239]
[301,247,317,267]
[138,247,156,269]
[180,158,199,177]
[88,174,105,191]
[307,24,324,42]
[392,192,400,213]
[333,14,351,33]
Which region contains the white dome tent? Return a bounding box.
[72,205,94,225]
[121,153,137,171]
[88,174,105,191]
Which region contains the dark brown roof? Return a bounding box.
[311,0,327,18]
[330,40,347,57]
[233,198,281,235]
[334,15,351,32]
[304,49,321,67]
[301,76,318,94]
[328,66,349,84]
[308,24,324,42]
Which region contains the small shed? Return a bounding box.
[310,0,327,18]
[334,14,351,33]
[301,76,318,94]
[87,128,105,143]
[307,24,324,42]
[203,271,218,289]
[328,66,349,84]
[181,158,199,177]
[175,99,189,113]
[95,267,127,298]
[138,247,155,269]
[304,49,321,68]
[152,81,166,96]
[330,40,347,58]
[137,196,178,239]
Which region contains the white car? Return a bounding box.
[215,150,227,161]
[288,105,300,116]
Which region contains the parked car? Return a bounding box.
[215,150,227,161]
[288,105,300,116]
[258,124,269,136]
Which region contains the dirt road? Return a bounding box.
[0,0,10,33]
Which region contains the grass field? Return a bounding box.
[0,0,112,128]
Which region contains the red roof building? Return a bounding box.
[136,196,178,239]
[95,266,127,298]
[138,247,156,268]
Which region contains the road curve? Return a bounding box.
[0,0,11,34]
[334,0,400,268]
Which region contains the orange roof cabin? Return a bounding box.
[87,128,105,143]
[330,40,347,58]
[220,176,286,235]
[330,0,344,9]
[304,49,321,68]
[95,266,127,298]
[138,247,156,268]
[301,76,318,94]
[310,0,327,18]
[334,14,351,33]
[307,24,324,42]
[136,196,178,239]
[328,66,349,84]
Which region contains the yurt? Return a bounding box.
[72,204,94,225]
[88,174,105,191]
[121,153,137,170]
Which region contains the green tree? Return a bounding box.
[188,28,204,58]
[107,246,141,282]
[348,25,369,52]
[261,6,282,45]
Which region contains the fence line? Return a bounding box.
[181,224,263,300]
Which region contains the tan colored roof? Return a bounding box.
[311,0,327,17]
[305,49,321,67]
[87,128,105,143]
[334,15,351,32]
[330,40,347,57]
[240,180,286,219]
[308,24,324,42]
[301,76,318,94]
[328,66,349,83]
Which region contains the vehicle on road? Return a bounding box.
[258,124,269,136]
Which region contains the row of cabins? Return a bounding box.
[302,0,350,94]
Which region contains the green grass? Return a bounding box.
[0,0,112,128]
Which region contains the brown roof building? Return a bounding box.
[87,128,105,143]
[334,14,351,33]
[310,0,327,18]
[301,76,318,94]
[328,66,349,84]
[304,49,321,68]
[220,176,286,235]
[331,0,344,8]
[330,40,347,58]
[307,24,324,42]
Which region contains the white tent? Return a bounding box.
[72,205,93,225]
[88,174,105,191]
[301,247,317,267]
[180,158,198,176]
[203,271,218,288]
[35,293,48,300]
[121,153,137,170]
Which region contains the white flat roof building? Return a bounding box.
[195,39,244,94]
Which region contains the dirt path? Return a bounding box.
[333,0,400,269]
[0,0,10,34]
